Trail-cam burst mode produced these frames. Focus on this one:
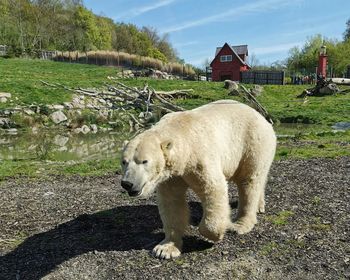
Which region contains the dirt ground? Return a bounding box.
[0,157,349,280]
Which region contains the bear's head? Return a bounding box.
[120,135,173,198]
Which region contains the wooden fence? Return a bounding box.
[241,70,285,85]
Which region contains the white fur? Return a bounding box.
[121,100,276,259]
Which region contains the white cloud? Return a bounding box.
[161,0,303,33]
[115,0,175,20]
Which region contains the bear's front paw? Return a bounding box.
[229,221,255,235]
[152,241,181,259]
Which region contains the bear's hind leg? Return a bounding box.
[230,172,268,234]
[153,177,189,259]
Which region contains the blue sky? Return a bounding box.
[84,0,350,67]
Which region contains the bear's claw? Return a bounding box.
[152,242,181,259]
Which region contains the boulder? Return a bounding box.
[50,111,67,124]
[224,80,239,91]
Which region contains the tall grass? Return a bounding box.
[53,50,195,76]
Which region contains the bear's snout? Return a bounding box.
[121,180,133,191]
[121,180,141,197]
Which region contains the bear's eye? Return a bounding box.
[122,159,127,165]
[142,160,148,164]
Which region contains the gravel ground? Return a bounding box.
[0,157,349,280]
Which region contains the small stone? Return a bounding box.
[50,111,67,124]
[52,104,64,110]
[63,102,73,109]
[6,128,18,134]
[0,118,10,127]
[90,124,98,133]
[23,109,35,115]
[81,125,91,134]
[0,92,11,98]
[54,135,69,146]
[0,97,8,103]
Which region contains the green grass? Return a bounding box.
[0,58,349,179]
[275,129,350,160]
[1,58,349,125]
[0,157,121,181]
[266,210,295,226]
[0,58,118,108]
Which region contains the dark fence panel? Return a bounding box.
[241,70,285,85]
[346,66,350,78]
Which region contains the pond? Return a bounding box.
[0,129,131,162]
[0,122,347,163]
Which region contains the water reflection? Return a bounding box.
[0,130,131,162]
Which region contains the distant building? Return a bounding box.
[210,42,250,81]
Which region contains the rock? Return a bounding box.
[32,126,39,134]
[224,80,239,91]
[50,111,67,124]
[72,96,85,109]
[0,92,11,98]
[6,128,18,134]
[250,85,263,97]
[63,102,73,109]
[319,84,339,95]
[23,109,35,115]
[90,124,98,133]
[81,125,91,134]
[0,97,8,103]
[73,127,82,134]
[98,98,107,104]
[0,118,10,127]
[54,135,69,146]
[52,104,65,110]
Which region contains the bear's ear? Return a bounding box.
[161,140,173,151]
[122,140,129,149]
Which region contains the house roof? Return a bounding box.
[215,45,248,57]
[211,43,249,67]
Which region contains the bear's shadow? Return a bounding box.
[0,201,227,280]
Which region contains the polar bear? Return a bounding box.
[121,100,276,259]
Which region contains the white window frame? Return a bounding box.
[220,55,232,62]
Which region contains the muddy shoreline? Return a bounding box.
[0,157,349,279]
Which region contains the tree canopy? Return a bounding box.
[0,0,178,62]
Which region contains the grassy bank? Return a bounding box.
[1,58,349,125]
[0,58,349,180]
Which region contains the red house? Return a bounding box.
[210,42,250,81]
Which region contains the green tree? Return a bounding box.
[344,18,350,41]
